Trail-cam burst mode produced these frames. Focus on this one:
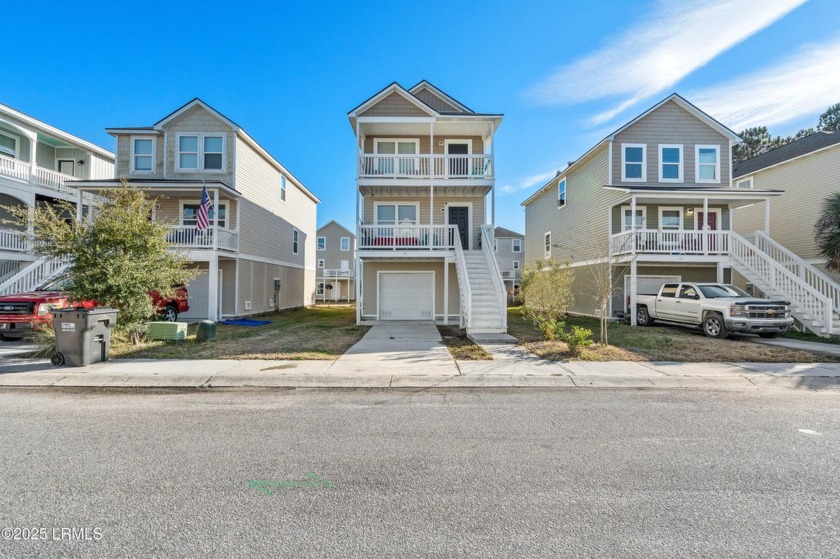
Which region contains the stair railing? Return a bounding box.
[480,224,508,328]
[454,229,472,329]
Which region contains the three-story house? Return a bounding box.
[316,220,355,302]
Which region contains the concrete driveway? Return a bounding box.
[327,321,459,375]
[0,339,37,360]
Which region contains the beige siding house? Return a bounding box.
[349,82,508,333]
[316,220,355,301]
[520,94,840,334]
[0,102,115,294]
[493,226,523,300]
[72,99,319,321]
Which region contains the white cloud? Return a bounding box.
[688,37,840,131]
[499,169,559,195]
[527,0,807,124]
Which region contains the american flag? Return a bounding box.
[196,185,212,232]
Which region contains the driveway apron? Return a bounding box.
[327,321,459,376]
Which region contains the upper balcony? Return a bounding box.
[0,154,90,199]
[357,153,493,182]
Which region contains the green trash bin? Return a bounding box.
[51,307,118,367]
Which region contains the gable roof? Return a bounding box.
[522,93,741,206]
[494,226,523,238]
[347,82,438,117]
[317,220,355,237]
[733,131,840,178]
[153,98,240,130]
[409,81,473,114]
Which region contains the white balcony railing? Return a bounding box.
[357,224,456,250]
[611,229,731,256]
[166,225,239,252]
[322,269,354,279]
[0,154,92,199]
[0,155,30,182]
[358,154,493,180]
[0,228,30,253]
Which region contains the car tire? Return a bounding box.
[636,306,653,326]
[161,305,178,322]
[0,333,24,342]
[703,313,729,339]
[758,332,780,339]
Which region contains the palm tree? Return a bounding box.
[815,193,840,272]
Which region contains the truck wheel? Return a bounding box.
[703,313,729,339]
[636,306,653,326]
[161,305,178,322]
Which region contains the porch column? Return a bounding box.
[208,257,219,321]
[76,189,84,223]
[764,199,770,234]
[630,195,637,256]
[629,259,638,326]
[212,189,220,250]
[443,259,449,325]
[702,197,709,255]
[355,258,362,325]
[27,131,37,183]
[429,121,434,180]
[717,261,725,283]
[430,185,434,226]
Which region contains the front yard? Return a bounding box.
[112,306,368,360]
[507,307,840,363]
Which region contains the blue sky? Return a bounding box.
[3,0,838,233]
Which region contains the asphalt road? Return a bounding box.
[0,388,838,558]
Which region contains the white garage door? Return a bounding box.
[379,272,434,320]
[179,271,209,321]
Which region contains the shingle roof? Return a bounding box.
[733,131,840,177]
[494,226,523,238]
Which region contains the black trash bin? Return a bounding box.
[51,307,118,367]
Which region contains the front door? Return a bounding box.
[448,206,469,249]
[697,210,720,252]
[57,159,75,176]
[447,143,469,176]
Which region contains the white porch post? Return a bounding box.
[355,259,362,325]
[717,261,725,283]
[629,259,638,326]
[764,199,770,234]
[27,132,37,183]
[443,259,449,325]
[430,185,434,226]
[208,257,219,321]
[430,121,434,179]
[76,189,84,223]
[702,197,709,255]
[630,195,637,256]
[212,188,219,250]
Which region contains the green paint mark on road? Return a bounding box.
[249,473,335,496]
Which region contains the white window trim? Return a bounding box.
[557,177,567,208]
[444,202,474,250]
[512,239,522,252]
[374,138,420,154]
[280,175,287,202]
[621,143,647,182]
[620,205,647,232]
[513,261,520,270]
[340,237,350,251]
[178,200,229,228]
[318,259,325,269]
[316,282,325,296]
[544,231,552,259]
[373,201,420,225]
[130,136,155,174]
[658,144,683,183]
[443,139,471,154]
[292,229,299,255]
[0,131,19,158]
[658,206,684,231]
[317,237,326,250]
[736,176,754,189]
[175,133,226,173]
[695,145,721,184]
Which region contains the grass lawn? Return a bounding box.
[782,330,840,345]
[508,307,840,363]
[437,325,492,360]
[111,306,369,360]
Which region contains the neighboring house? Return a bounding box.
[71,98,320,321]
[348,81,508,333]
[316,220,355,301]
[731,131,840,284]
[521,94,839,336]
[494,226,523,301]
[0,102,115,294]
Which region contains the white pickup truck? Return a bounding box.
[635,282,793,339]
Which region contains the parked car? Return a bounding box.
[635,282,793,339]
[0,277,188,341]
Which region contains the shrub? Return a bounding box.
[560,325,594,355]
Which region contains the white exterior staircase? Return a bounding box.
[453,225,507,334]
[729,231,840,336]
[0,257,70,295]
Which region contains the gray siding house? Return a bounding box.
[521,94,840,335]
[494,226,523,300]
[72,99,320,321]
[316,220,355,301]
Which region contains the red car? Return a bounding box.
[0,277,189,341]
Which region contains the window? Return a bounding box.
[513,261,520,270]
[736,177,753,189]
[375,139,419,175]
[292,229,299,255]
[132,137,154,172]
[557,178,567,207]
[660,284,679,298]
[375,203,418,225]
[181,202,227,228]
[318,259,325,269]
[177,134,225,171]
[622,144,646,181]
[544,232,551,259]
[659,145,683,182]
[340,237,350,251]
[679,285,699,299]
[512,239,522,252]
[280,175,287,202]
[621,206,646,231]
[659,207,683,231]
[494,239,498,252]
[0,131,18,158]
[317,237,326,250]
[696,145,720,183]
[316,282,324,296]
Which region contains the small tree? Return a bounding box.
[520,259,574,340]
[815,192,840,272]
[3,183,197,344]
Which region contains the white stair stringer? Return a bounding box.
[728,232,833,337]
[0,257,70,295]
[462,241,507,334]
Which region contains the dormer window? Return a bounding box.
[131,137,154,172]
[696,145,720,183]
[659,145,683,182]
[177,133,225,171]
[622,144,646,182]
